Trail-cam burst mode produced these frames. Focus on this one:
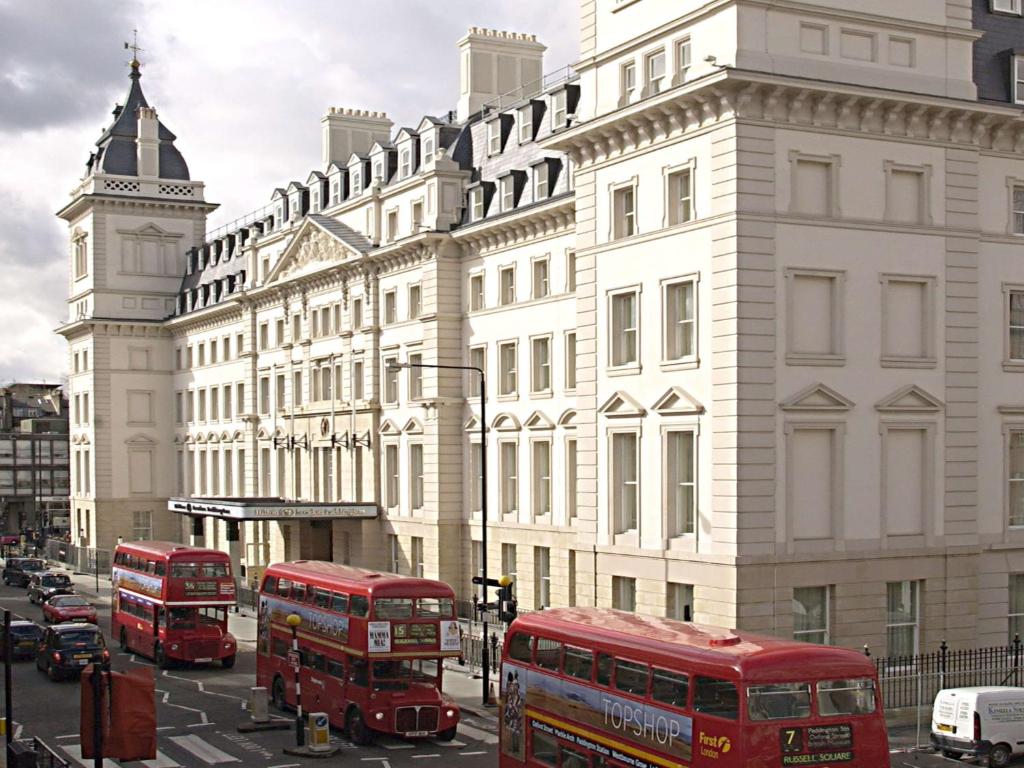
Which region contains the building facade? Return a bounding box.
[60,1,1024,653]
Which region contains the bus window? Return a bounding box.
[350,595,369,617]
[507,633,533,663]
[816,678,876,716]
[349,657,369,687]
[199,607,225,625]
[263,576,277,594]
[272,638,289,658]
[155,562,166,576]
[535,638,562,671]
[331,592,349,613]
[306,651,327,672]
[596,653,614,686]
[277,579,292,598]
[747,683,811,721]
[651,668,689,709]
[202,562,229,577]
[145,560,156,574]
[327,659,345,679]
[293,583,307,603]
[564,646,593,681]
[417,598,453,617]
[560,745,588,768]
[614,660,650,696]
[693,677,739,720]
[313,588,331,608]
[375,598,414,618]
[531,731,558,766]
[171,563,200,578]
[168,607,196,629]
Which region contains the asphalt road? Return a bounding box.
[0,579,499,767]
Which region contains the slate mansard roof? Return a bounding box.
[86,60,190,181]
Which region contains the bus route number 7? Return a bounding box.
[780,728,803,753]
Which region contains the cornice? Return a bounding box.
[56,193,218,222]
[54,317,171,339]
[544,69,1024,169]
[451,195,576,255]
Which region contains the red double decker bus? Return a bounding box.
[111,541,237,669]
[257,561,463,744]
[500,608,889,768]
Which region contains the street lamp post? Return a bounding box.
[286,613,304,746]
[388,360,490,707]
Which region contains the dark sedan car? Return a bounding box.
[0,619,43,660]
[42,595,97,624]
[35,624,108,681]
[2,558,46,587]
[27,572,73,604]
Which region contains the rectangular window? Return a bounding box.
[532,440,552,518]
[498,342,517,396]
[400,149,411,179]
[613,185,636,239]
[886,581,920,657]
[1010,431,1024,526]
[501,175,515,212]
[488,120,502,155]
[567,251,577,292]
[471,188,485,221]
[385,444,399,510]
[1010,574,1024,642]
[236,333,244,357]
[411,201,423,230]
[383,358,399,405]
[499,267,515,305]
[470,442,483,513]
[500,442,518,515]
[469,346,486,398]
[646,50,666,95]
[993,0,1023,13]
[384,291,397,325]
[421,136,434,164]
[786,269,844,364]
[518,106,533,143]
[470,273,484,311]
[793,158,833,217]
[675,37,691,80]
[566,438,578,520]
[1010,291,1024,361]
[535,547,551,609]
[886,166,927,224]
[1013,186,1024,235]
[351,298,363,330]
[621,60,636,100]
[175,392,184,424]
[222,385,231,419]
[408,284,422,320]
[258,323,269,351]
[275,374,285,410]
[409,353,423,399]
[275,318,285,347]
[881,276,933,364]
[793,586,830,644]
[502,543,518,581]
[210,387,220,420]
[664,280,696,362]
[565,332,577,391]
[531,336,551,392]
[667,168,693,225]
[132,510,152,541]
[612,432,639,533]
[532,258,549,299]
[1015,55,1024,104]
[667,583,693,621]
[410,444,424,511]
[665,430,695,536]
[387,210,398,242]
[411,537,424,578]
[533,163,549,201]
[551,90,567,129]
[353,361,364,401]
[612,576,636,611]
[197,343,206,367]
[210,339,218,364]
[236,382,245,415]
[198,389,207,421]
[292,371,303,407]
[611,290,639,367]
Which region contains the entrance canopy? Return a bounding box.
[168,497,378,521]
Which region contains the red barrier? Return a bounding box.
[80,665,156,761]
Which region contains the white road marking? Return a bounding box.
[169,734,240,764]
[412,754,441,759]
[61,744,120,767]
[268,764,302,768]
[56,734,79,740]
[141,750,181,768]
[459,752,488,756]
[431,739,467,747]
[456,723,498,745]
[14,723,22,739]
[161,669,245,702]
[361,759,392,766]
[378,738,416,750]
[156,726,175,731]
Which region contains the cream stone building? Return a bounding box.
[60,0,1024,654]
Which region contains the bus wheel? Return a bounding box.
[990,744,1012,768]
[119,627,129,653]
[154,643,169,670]
[436,726,457,742]
[347,708,374,746]
[272,676,288,711]
[221,654,235,669]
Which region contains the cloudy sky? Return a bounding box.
[0,0,579,384]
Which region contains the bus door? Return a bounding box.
[152,605,164,656]
[347,655,370,711]
[302,649,329,713]
[323,656,347,728]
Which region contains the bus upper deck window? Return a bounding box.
[507,633,533,663]
[277,579,292,598]
[563,646,593,681]
[747,683,811,721]
[816,679,876,717]
[263,576,276,594]
[535,638,562,671]
[350,595,369,617]
[313,588,331,608]
[614,660,650,696]
[694,676,739,720]
[331,592,349,613]
[374,598,414,618]
[652,668,689,709]
[292,583,307,603]
[203,562,229,577]
[171,563,199,578]
[596,652,613,686]
[155,562,166,576]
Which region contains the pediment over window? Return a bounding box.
[378,419,400,436]
[403,418,423,435]
[491,413,522,432]
[183,434,194,444]
[875,384,944,413]
[558,409,577,427]
[194,433,207,444]
[206,432,219,444]
[652,386,704,416]
[525,411,555,431]
[173,434,183,445]
[598,391,646,418]
[780,383,855,412]
[464,415,481,432]
[256,427,269,440]
[220,431,232,442]
[118,222,181,239]
[232,430,244,442]
[125,433,156,445]
[72,434,90,445]
[264,216,371,284]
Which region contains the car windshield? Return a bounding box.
[53,596,89,607]
[21,560,44,571]
[41,575,70,587]
[56,630,102,649]
[10,625,40,639]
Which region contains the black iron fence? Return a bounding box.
[871,637,1023,711]
[42,539,111,577]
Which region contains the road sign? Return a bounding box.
[287,650,301,670]
[471,576,505,587]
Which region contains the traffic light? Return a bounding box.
[497,575,517,624]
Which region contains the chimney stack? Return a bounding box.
[137,106,160,177]
[321,108,393,168]
[456,28,546,122]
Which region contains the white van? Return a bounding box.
[931,687,1024,767]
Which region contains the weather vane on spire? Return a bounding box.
[124,29,143,67]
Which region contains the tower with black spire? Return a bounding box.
[57,54,217,554]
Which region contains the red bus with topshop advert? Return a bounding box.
[257,561,463,744]
[500,608,889,768]
[111,541,237,668]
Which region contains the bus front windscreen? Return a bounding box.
[371,659,439,691]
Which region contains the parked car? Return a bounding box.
[2,558,46,587]
[0,619,43,660]
[42,595,97,624]
[27,572,73,604]
[35,623,108,681]
[931,686,1024,767]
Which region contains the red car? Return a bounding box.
[42,594,97,624]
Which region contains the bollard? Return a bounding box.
[308,713,331,753]
[250,687,269,724]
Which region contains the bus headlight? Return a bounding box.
[374,712,384,721]
[170,644,179,651]
[446,709,455,719]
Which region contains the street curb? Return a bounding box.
[283,746,339,758]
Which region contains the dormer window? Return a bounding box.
[311,189,319,211]
[621,61,636,101]
[646,49,666,95]
[488,120,502,155]
[332,181,340,204]
[373,161,384,183]
[993,0,1022,13]
[277,205,284,224]
[1015,55,1024,104]
[422,136,435,165]
[533,163,549,202]
[352,170,362,195]
[551,90,567,129]
[471,187,485,221]
[400,149,411,179]
[518,106,533,143]
[501,176,515,212]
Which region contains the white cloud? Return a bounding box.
[0,0,579,381]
